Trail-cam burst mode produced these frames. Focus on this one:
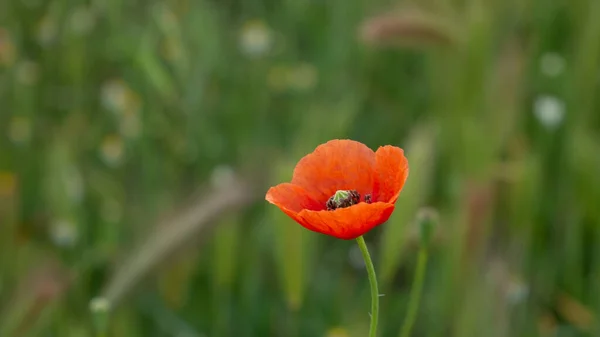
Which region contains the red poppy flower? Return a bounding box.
[266,139,409,240]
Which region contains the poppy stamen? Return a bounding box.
[326,190,361,211]
[365,194,372,204]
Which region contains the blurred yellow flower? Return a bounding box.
[100,134,124,167]
[0,28,16,67]
[239,20,273,58]
[326,327,350,337]
[0,172,17,198]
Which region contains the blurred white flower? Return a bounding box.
[101,79,129,113]
[15,60,40,85]
[505,277,529,305]
[89,297,111,312]
[68,6,96,36]
[8,116,32,145]
[101,79,141,138]
[49,219,79,248]
[239,20,273,58]
[534,95,565,130]
[99,134,124,167]
[485,259,529,305]
[539,52,565,78]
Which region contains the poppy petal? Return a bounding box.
[374,145,409,203]
[266,183,328,233]
[291,140,376,204]
[265,183,324,212]
[298,202,395,240]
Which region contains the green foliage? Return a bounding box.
[1,0,600,336]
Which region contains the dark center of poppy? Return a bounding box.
[326,190,374,210]
[326,190,360,210]
[328,190,374,211]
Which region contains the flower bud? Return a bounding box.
[90,297,111,334]
[416,207,439,248]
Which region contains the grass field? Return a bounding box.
[1,0,600,336]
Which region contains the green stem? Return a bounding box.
[356,235,379,337]
[399,248,428,337]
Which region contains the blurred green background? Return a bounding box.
[1,0,600,336]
